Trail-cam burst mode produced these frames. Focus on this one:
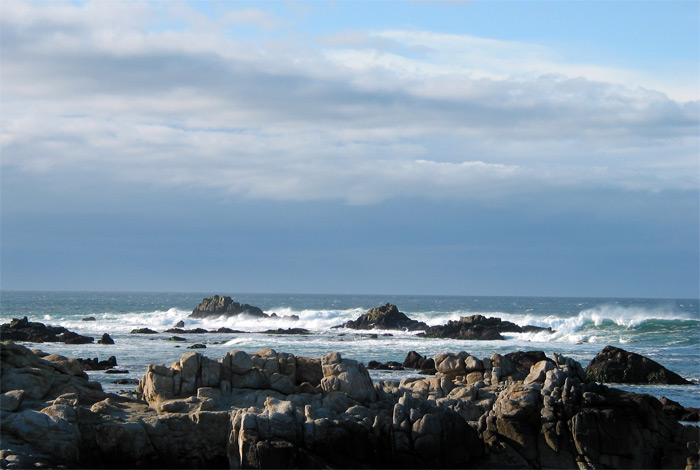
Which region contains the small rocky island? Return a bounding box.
[0,316,94,344]
[1,341,697,469]
[586,345,692,385]
[419,314,552,340]
[189,295,266,318]
[334,303,429,331]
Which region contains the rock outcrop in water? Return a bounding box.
[1,341,697,469]
[334,303,429,331]
[418,314,552,340]
[586,345,693,385]
[189,295,266,318]
[0,317,94,344]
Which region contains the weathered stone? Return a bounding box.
[189,295,266,318]
[333,303,429,331]
[0,317,94,344]
[586,345,692,385]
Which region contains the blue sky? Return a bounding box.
[1,0,698,298]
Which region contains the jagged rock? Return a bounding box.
[174,320,185,328]
[189,295,265,318]
[77,356,117,371]
[97,333,114,345]
[1,342,696,470]
[402,351,437,374]
[0,317,94,344]
[419,314,552,340]
[659,397,700,422]
[320,352,376,403]
[586,345,692,385]
[333,303,429,331]
[366,360,404,370]
[187,344,206,349]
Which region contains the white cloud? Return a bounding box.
[1,1,697,206]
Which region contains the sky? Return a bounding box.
[1,0,698,298]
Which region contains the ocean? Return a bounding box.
[1,291,698,410]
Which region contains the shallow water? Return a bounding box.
[1,291,698,408]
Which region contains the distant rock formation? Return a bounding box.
[333,303,429,331]
[0,317,94,344]
[418,314,552,340]
[586,345,693,385]
[97,333,114,344]
[77,356,118,371]
[189,295,266,318]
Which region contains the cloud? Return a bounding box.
[1,1,697,206]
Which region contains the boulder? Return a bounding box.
[320,352,376,404]
[402,351,436,374]
[586,345,692,385]
[419,314,552,340]
[77,356,118,371]
[97,333,114,345]
[189,295,266,318]
[130,328,158,334]
[261,328,310,335]
[0,317,94,344]
[333,303,429,331]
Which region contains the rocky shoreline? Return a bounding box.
[1,341,698,469]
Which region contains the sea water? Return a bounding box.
[1,291,698,409]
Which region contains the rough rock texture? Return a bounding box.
[97,333,114,345]
[189,295,266,319]
[419,314,552,340]
[77,356,118,371]
[333,304,429,331]
[0,317,94,344]
[659,397,700,422]
[131,328,158,334]
[402,351,437,374]
[586,345,693,385]
[2,342,697,469]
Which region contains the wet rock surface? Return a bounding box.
[189,295,266,318]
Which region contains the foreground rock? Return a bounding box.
[419,314,552,340]
[189,295,266,318]
[1,342,697,469]
[334,303,429,331]
[586,345,693,385]
[0,317,94,344]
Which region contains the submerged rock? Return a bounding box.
[261,328,311,335]
[419,314,552,340]
[586,345,693,385]
[333,303,429,331]
[130,328,158,334]
[0,317,94,344]
[189,295,266,318]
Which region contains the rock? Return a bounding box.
[130,328,158,334]
[366,360,404,370]
[97,333,114,345]
[81,317,96,321]
[586,345,692,385]
[174,320,185,328]
[0,317,94,344]
[216,327,244,333]
[165,336,187,342]
[104,369,129,374]
[261,328,311,335]
[320,352,377,403]
[419,314,552,340]
[187,344,206,349]
[333,303,429,331]
[402,351,437,374]
[189,295,266,318]
[77,356,118,371]
[659,397,700,422]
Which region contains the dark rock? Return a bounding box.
[77,356,118,371]
[189,295,266,318]
[174,320,185,328]
[81,317,96,322]
[130,328,158,334]
[216,327,245,334]
[659,397,700,422]
[0,317,94,344]
[97,333,114,345]
[333,303,429,331]
[505,350,552,371]
[104,369,129,374]
[403,351,437,374]
[165,336,187,342]
[187,344,206,349]
[366,360,404,370]
[111,378,139,385]
[165,328,208,334]
[586,345,692,385]
[418,314,552,340]
[262,328,311,335]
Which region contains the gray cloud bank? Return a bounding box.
[2,2,698,205]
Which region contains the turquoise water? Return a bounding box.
[1,291,698,408]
